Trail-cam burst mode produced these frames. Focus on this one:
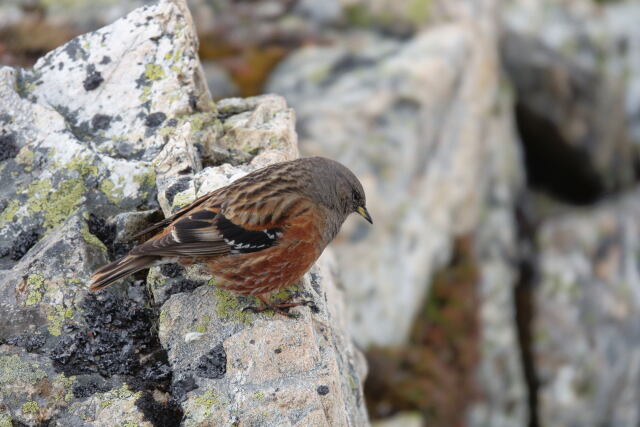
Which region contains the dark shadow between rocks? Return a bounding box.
[516,103,605,205]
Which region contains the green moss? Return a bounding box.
[408,0,431,26]
[251,392,265,401]
[139,85,152,102]
[0,199,20,226]
[159,309,168,324]
[164,48,183,63]
[172,191,195,209]
[133,167,156,198]
[213,288,253,324]
[194,314,210,333]
[158,127,175,137]
[21,401,39,415]
[99,383,142,409]
[47,305,73,337]
[27,178,86,229]
[26,179,52,212]
[144,64,165,81]
[345,4,373,26]
[269,285,299,303]
[133,167,156,188]
[100,178,124,204]
[81,222,107,251]
[66,156,99,177]
[123,422,139,427]
[54,373,76,402]
[25,274,46,306]
[16,148,35,169]
[194,390,220,417]
[0,355,47,385]
[43,179,85,229]
[148,270,167,289]
[0,414,11,427]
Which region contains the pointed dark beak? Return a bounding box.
[356,206,373,224]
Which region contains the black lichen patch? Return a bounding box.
[100,56,112,65]
[91,114,112,131]
[160,264,183,278]
[317,385,330,395]
[88,213,133,259]
[0,132,19,161]
[135,390,184,427]
[145,112,166,128]
[9,228,41,261]
[6,332,46,352]
[71,376,113,399]
[50,291,172,389]
[165,278,206,299]
[83,65,104,91]
[195,344,226,379]
[64,38,89,61]
[171,375,198,403]
[164,178,191,206]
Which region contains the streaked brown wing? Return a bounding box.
[133,187,226,239]
[130,206,283,258]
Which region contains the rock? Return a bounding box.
[533,190,640,426]
[161,253,368,426]
[501,0,639,201]
[0,1,368,425]
[201,61,240,100]
[372,412,424,427]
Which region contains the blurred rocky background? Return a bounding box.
[1,0,640,426]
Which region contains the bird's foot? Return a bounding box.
[242,295,316,318]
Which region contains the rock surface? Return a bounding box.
[533,191,640,426]
[501,0,640,200]
[0,1,367,425]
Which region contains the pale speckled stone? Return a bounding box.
[161,253,369,426]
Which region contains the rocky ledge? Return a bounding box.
[0,1,368,425]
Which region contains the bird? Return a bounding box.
[89,156,372,313]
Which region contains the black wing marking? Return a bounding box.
[130,210,281,257]
[215,215,282,254]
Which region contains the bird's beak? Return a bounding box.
[356,206,373,224]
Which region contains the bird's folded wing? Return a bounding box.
[132,188,226,239]
[130,206,282,258]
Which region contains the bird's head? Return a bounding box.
[305,157,372,225]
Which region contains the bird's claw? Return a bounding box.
[242,298,316,318]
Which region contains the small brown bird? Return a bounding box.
[89,156,372,311]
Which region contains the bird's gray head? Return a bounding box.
[302,157,372,225]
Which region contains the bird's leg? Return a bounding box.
[266,293,316,310]
[242,294,315,317]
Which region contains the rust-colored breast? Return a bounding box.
[204,199,324,296]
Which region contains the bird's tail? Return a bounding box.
[89,255,157,291]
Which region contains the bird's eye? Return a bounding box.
[352,189,360,202]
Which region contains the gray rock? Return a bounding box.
[161,255,368,426]
[533,190,640,426]
[201,60,239,100]
[501,0,640,196]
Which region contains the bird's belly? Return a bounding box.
[204,241,320,296]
